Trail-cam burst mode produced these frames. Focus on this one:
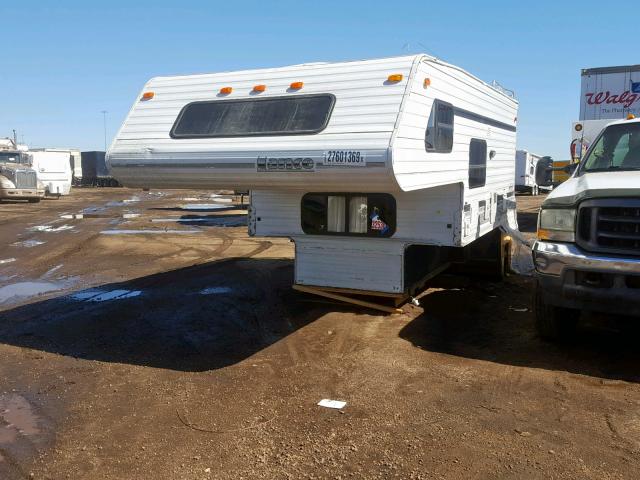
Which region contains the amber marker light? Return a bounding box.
[141,92,155,100]
[253,84,266,92]
[219,86,233,94]
[627,114,636,120]
[290,81,304,90]
[423,78,431,88]
[387,74,403,82]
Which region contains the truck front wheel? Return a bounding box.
[533,280,579,341]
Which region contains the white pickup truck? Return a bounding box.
[533,117,640,339]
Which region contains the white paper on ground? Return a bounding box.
[317,399,347,409]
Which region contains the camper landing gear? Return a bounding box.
[292,285,406,314]
[451,229,512,280]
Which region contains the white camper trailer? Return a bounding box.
[30,151,72,196]
[108,54,518,308]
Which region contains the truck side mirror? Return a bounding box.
[535,157,554,187]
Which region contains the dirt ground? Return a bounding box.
[0,189,639,480]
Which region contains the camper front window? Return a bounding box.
[425,100,454,153]
[170,94,335,138]
[301,193,395,237]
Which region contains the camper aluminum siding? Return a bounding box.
[108,55,518,294]
[108,56,420,192]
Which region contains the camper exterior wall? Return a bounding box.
[251,185,463,293]
[251,185,461,245]
[108,56,423,192]
[391,59,518,247]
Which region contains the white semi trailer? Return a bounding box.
[571,64,640,161]
[107,54,519,310]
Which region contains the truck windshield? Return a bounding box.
[0,152,22,163]
[581,123,640,172]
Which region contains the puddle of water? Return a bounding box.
[29,225,74,233]
[70,289,142,302]
[0,395,41,442]
[61,213,140,220]
[11,239,45,248]
[0,258,16,265]
[43,265,63,278]
[199,287,232,295]
[0,281,64,305]
[106,196,140,207]
[180,204,229,210]
[151,216,246,227]
[100,229,202,235]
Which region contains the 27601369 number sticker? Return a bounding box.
[323,151,366,166]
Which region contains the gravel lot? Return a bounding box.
[0,189,638,479]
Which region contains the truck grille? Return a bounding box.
[577,199,640,256]
[15,170,37,189]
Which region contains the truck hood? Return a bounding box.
[544,170,640,207]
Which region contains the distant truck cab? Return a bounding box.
[533,117,640,339]
[0,146,44,203]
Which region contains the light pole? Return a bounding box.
[101,110,108,151]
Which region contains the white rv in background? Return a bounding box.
[31,148,82,185]
[515,150,553,195]
[30,151,72,196]
[108,54,518,308]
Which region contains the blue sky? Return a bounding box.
[0,0,633,159]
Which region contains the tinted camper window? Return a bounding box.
[469,139,487,188]
[171,94,335,138]
[425,100,454,153]
[301,193,396,237]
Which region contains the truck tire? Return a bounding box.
[533,280,579,341]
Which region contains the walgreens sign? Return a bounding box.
[580,67,640,120]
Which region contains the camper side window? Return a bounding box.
[425,100,454,153]
[301,193,396,237]
[469,139,487,188]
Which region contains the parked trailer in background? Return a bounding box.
[31,148,82,185]
[108,54,518,308]
[515,150,554,195]
[81,151,120,187]
[30,151,72,196]
[571,64,640,162]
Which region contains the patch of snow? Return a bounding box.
[100,229,202,235]
[11,240,45,248]
[29,225,74,233]
[199,287,233,295]
[70,289,142,302]
[0,258,16,265]
[180,204,229,210]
